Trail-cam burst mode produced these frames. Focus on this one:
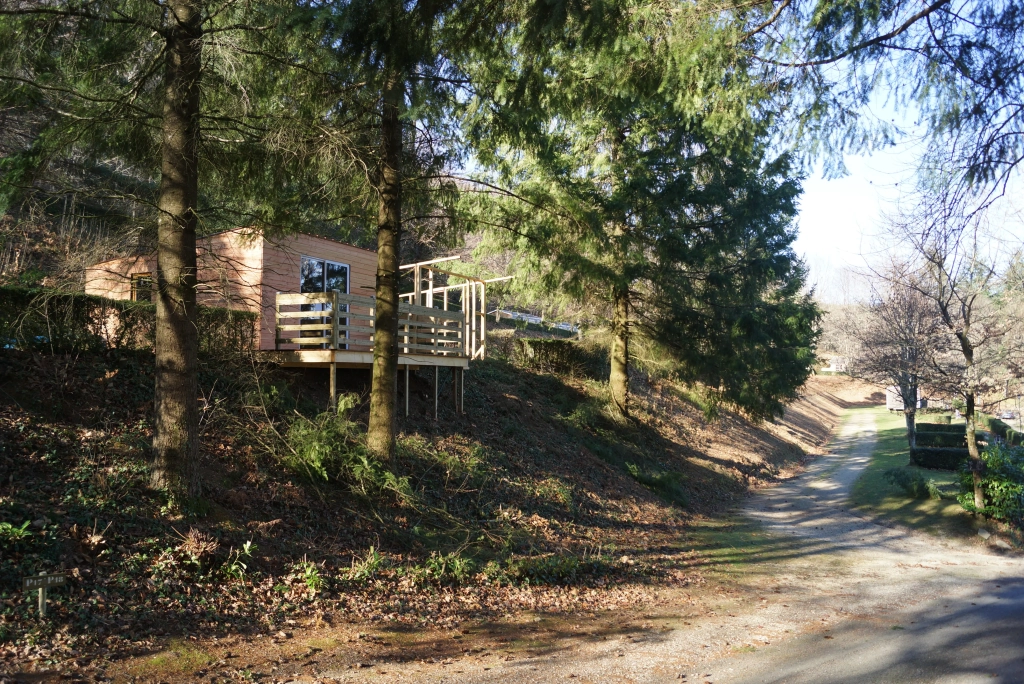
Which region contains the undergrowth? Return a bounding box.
[0,328,808,662]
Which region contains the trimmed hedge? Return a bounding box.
[916,432,972,448]
[979,414,1023,446]
[916,423,964,434]
[0,286,257,355]
[909,446,971,471]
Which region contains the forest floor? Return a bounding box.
[0,346,881,682]
[85,405,1023,684]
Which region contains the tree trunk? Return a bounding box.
[367,79,403,459]
[904,409,916,448]
[965,391,985,510]
[151,0,202,499]
[901,380,917,447]
[609,285,629,417]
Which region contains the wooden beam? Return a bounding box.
[399,255,462,270]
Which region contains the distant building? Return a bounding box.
[886,386,928,411]
[822,356,849,373]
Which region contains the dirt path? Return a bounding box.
[325,408,1024,683]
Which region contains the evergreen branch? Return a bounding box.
[766,0,952,68]
[0,75,159,119]
[0,5,163,33]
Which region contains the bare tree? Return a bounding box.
[850,269,943,447]
[887,192,1017,511]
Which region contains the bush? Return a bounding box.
[513,338,587,375]
[958,443,1024,523]
[978,414,1023,446]
[916,423,964,434]
[909,447,970,471]
[283,394,410,497]
[883,468,940,499]
[0,286,256,354]
[915,431,983,448]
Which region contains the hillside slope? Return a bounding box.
[0,346,874,676]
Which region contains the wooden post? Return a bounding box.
[414,265,422,306]
[38,586,46,617]
[331,290,340,349]
[329,361,337,410]
[275,292,282,350]
[462,284,469,358]
[480,282,486,360]
[460,368,465,414]
[405,365,410,417]
[470,282,477,358]
[427,267,434,308]
[434,365,439,420]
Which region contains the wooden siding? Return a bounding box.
[259,233,377,351]
[83,229,377,352]
[83,228,263,312]
[84,255,155,300]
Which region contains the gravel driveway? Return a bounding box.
[338,410,1024,683]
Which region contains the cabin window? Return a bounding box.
[131,273,153,302]
[299,257,349,348]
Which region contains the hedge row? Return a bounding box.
[0,286,257,355]
[909,447,971,471]
[916,422,961,434]
[916,432,978,448]
[979,414,1023,446]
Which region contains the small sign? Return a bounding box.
[23,574,66,591]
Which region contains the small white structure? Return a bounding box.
[823,356,849,373]
[491,309,579,333]
[886,386,927,411]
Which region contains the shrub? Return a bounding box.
[0,286,256,354]
[916,423,964,434]
[958,443,1024,523]
[884,468,940,499]
[283,395,411,497]
[915,431,982,448]
[626,463,689,507]
[909,447,970,471]
[513,338,587,375]
[978,414,1023,446]
[283,394,366,481]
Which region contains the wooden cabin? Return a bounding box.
[85,228,379,352]
[85,230,492,413]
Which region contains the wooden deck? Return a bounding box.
[265,256,507,416]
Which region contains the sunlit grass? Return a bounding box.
[850,408,977,539]
[129,638,214,676]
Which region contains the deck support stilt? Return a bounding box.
[329,361,337,409]
[460,368,465,414]
[451,367,458,412]
[434,366,439,420]
[405,365,410,417]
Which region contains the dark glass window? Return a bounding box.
[298,257,349,348]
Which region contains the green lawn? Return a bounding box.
[849,407,979,540]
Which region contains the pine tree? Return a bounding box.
[0,0,323,499]
[464,0,819,418]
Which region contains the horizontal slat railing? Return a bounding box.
[275,290,467,358]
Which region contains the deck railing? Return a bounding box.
[275,290,481,358]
